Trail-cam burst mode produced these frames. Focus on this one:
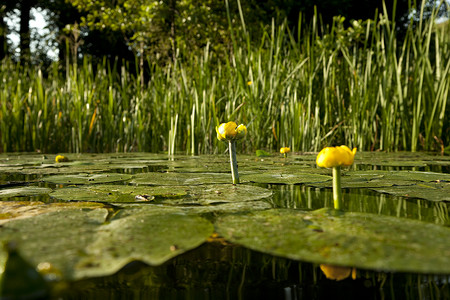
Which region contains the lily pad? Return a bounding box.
[0,201,107,224]
[0,208,109,280]
[76,209,214,278]
[241,172,332,184]
[216,208,450,274]
[0,187,52,199]
[131,172,235,185]
[49,185,188,203]
[49,184,272,205]
[0,207,214,280]
[43,173,132,185]
[371,182,450,202]
[346,170,450,182]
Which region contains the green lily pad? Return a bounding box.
[76,209,214,278]
[216,208,450,274]
[0,208,109,280]
[371,182,450,202]
[49,184,272,205]
[346,170,450,182]
[131,172,235,185]
[0,207,214,280]
[49,185,188,203]
[0,201,108,224]
[256,150,271,157]
[0,187,52,199]
[241,172,332,184]
[43,173,132,185]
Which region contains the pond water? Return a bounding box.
[0,152,449,299]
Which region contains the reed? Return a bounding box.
[0,1,448,154]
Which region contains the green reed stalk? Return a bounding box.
[0,1,448,154]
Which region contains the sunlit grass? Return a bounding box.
[0,5,448,154]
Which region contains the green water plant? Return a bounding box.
[316,146,357,209]
[216,121,247,184]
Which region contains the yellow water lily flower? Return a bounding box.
[55,155,69,163]
[236,124,247,140]
[280,147,291,154]
[216,121,247,184]
[316,146,357,168]
[320,264,357,281]
[316,145,357,210]
[216,122,247,141]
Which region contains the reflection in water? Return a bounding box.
[267,184,450,226]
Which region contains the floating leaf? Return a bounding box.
[0,209,109,280]
[241,172,332,184]
[0,207,214,280]
[256,150,271,157]
[0,187,52,199]
[49,184,272,205]
[371,182,450,202]
[346,170,450,182]
[0,201,107,225]
[216,208,450,274]
[76,209,214,278]
[43,173,132,185]
[131,172,234,185]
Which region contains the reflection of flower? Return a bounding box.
[55,155,69,163]
[216,122,247,141]
[320,264,356,281]
[316,146,357,168]
[280,147,291,154]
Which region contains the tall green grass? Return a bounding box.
[0,3,448,154]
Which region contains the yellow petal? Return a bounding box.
[236,124,247,140]
[280,147,290,154]
[55,155,69,163]
[316,146,357,168]
[216,126,226,141]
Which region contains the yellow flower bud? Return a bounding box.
[280,147,291,154]
[236,124,247,140]
[216,122,247,141]
[316,146,357,168]
[55,155,69,163]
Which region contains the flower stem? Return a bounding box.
[229,140,239,184]
[332,166,343,210]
